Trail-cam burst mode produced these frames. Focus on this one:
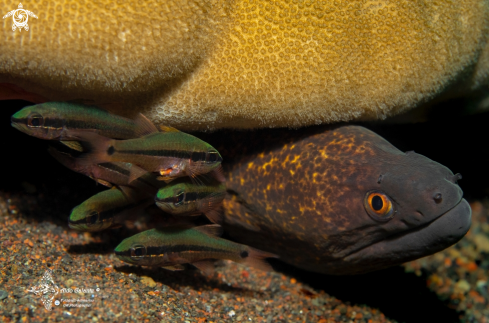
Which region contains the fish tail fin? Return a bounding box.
[134,113,159,137]
[117,185,140,202]
[241,247,278,272]
[67,130,112,166]
[128,164,149,183]
[192,260,215,275]
[203,208,224,224]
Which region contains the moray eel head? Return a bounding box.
[222,126,471,274]
[340,148,470,273]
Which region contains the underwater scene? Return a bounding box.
[0,0,489,322]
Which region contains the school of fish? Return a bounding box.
[11,101,472,276]
[11,102,277,273]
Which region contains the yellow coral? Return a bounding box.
[0,0,488,130]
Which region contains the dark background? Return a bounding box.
[1,98,488,323]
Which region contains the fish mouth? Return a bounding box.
[343,198,471,273]
[11,121,27,133]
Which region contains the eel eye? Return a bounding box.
[174,191,185,206]
[27,114,44,127]
[364,190,395,222]
[86,211,99,226]
[130,245,147,259]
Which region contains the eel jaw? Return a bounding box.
[342,198,471,274]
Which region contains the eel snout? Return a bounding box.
[343,198,471,274]
[381,152,464,228]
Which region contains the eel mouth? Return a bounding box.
[344,198,472,266]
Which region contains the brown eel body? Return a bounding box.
[206,125,471,275]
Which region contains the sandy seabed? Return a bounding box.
[0,190,487,323]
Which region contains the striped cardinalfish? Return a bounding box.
[155,179,225,223]
[48,146,161,194]
[69,126,223,183]
[10,102,153,150]
[114,225,277,274]
[69,187,153,232]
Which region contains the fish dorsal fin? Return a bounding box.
[193,224,223,237]
[65,100,112,113]
[158,125,180,133]
[128,164,148,183]
[134,113,159,137]
[162,264,185,271]
[192,260,215,275]
[60,140,84,152]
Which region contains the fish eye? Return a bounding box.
[130,245,147,259]
[206,151,220,163]
[27,113,44,128]
[174,191,185,206]
[364,190,395,222]
[86,211,99,226]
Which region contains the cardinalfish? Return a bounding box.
[10,102,153,150]
[48,146,161,195]
[69,187,153,232]
[155,179,226,224]
[70,126,223,183]
[114,225,277,273]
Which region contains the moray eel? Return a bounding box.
[212,125,471,275]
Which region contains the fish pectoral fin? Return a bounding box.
[60,140,84,152]
[96,179,113,188]
[187,166,206,186]
[66,130,111,167]
[156,175,177,183]
[161,264,185,271]
[134,113,159,137]
[193,224,223,237]
[207,192,226,208]
[203,208,224,224]
[128,164,148,183]
[209,166,226,183]
[189,175,205,187]
[192,260,215,275]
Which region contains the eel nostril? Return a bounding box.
[433,193,443,204]
[453,173,462,183]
